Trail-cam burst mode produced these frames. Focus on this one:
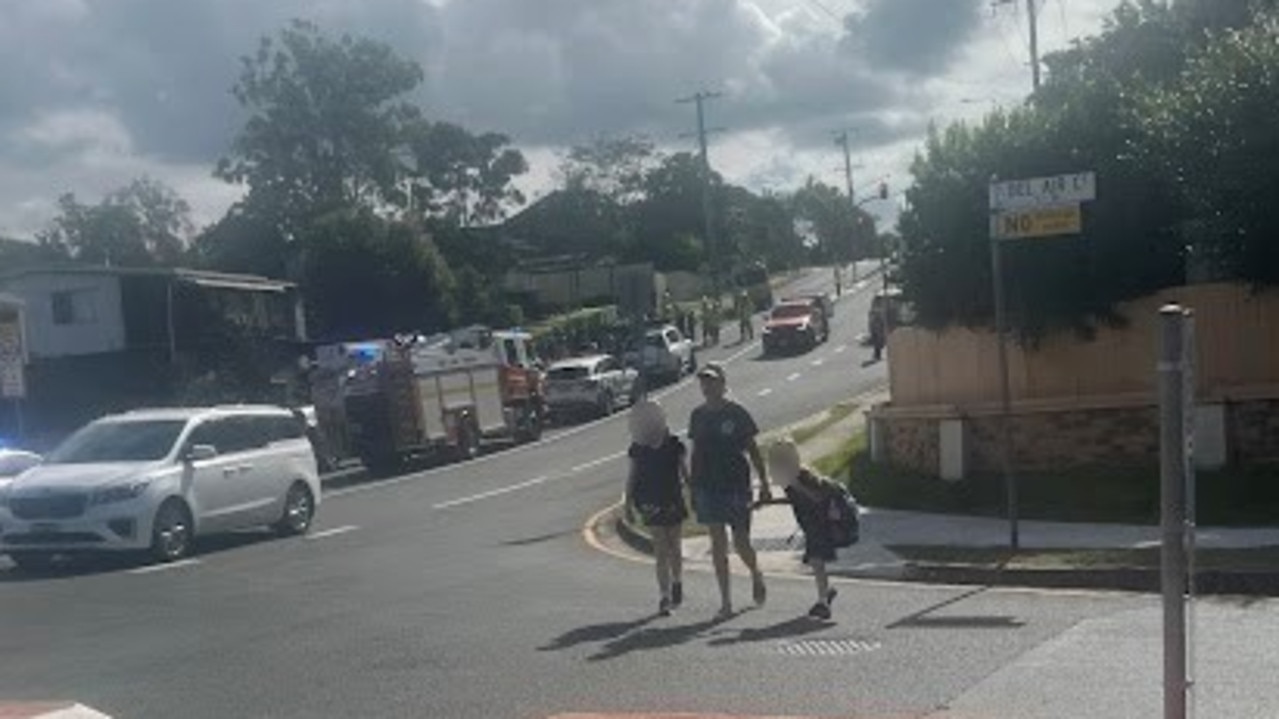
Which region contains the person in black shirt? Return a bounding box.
[626,400,688,616]
[688,362,770,618]
[768,438,840,620]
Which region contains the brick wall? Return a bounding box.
[882,416,938,475]
[965,406,1159,473]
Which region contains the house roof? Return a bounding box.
[0,265,295,293]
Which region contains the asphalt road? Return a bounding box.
[0,265,1159,718]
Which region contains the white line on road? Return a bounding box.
[834,344,847,354]
[433,476,551,509]
[571,452,625,474]
[811,358,824,367]
[128,558,200,575]
[787,372,801,382]
[306,525,359,540]
[757,388,773,397]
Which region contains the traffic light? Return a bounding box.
[878,182,888,200]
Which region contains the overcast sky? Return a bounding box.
[0,0,1122,239]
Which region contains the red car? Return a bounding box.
[762,299,830,355]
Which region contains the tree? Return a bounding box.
[300,209,456,340]
[1134,10,1279,285]
[38,177,193,267]
[216,19,423,235]
[403,120,528,227]
[559,135,662,205]
[790,178,875,264]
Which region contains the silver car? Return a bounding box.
[544,354,639,420]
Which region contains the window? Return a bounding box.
[187,417,264,455]
[50,289,99,326]
[47,420,187,464]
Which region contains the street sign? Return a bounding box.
[989,171,1096,211]
[991,204,1082,240]
[0,317,26,399]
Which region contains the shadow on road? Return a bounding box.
[886,586,1024,630]
[499,529,581,547]
[706,616,831,646]
[539,615,660,652]
[586,613,734,661]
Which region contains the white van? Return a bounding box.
[0,406,321,571]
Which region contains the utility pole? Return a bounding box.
[994,0,1042,91]
[834,130,864,281]
[1027,0,1041,90]
[677,90,724,299]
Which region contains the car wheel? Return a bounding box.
[8,551,56,573]
[276,481,315,536]
[150,499,194,563]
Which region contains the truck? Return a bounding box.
[319,329,545,475]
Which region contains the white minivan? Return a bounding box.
[0,406,321,571]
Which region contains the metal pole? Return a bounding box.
[991,237,1019,550]
[1027,0,1041,90]
[1159,304,1188,719]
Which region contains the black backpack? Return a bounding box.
[824,485,861,548]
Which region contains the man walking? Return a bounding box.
[688,362,770,618]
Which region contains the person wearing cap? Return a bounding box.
[688,361,770,618]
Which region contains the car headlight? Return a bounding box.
[89,480,151,506]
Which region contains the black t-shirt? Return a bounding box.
[688,400,759,492]
[629,435,685,507]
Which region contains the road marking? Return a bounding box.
[811,358,824,367]
[307,524,359,540]
[757,388,773,397]
[128,558,200,575]
[572,452,626,474]
[433,476,551,509]
[786,372,801,382]
[834,344,847,354]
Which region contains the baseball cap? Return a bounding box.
[697,362,726,382]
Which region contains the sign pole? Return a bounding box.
[1159,304,1189,719]
[990,235,1019,551]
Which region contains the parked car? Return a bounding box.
[0,406,321,571]
[544,354,639,420]
[762,299,830,355]
[0,449,41,481]
[625,325,696,383]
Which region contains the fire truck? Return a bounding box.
[314,329,545,475]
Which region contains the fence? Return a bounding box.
[887,282,1279,409]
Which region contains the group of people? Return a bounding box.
[625,361,851,620]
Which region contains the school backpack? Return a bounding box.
[824,484,861,548]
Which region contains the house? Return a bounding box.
[0,266,307,441]
[0,266,306,360]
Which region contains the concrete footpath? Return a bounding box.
[613,387,1279,594]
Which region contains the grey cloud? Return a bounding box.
[841,0,984,76]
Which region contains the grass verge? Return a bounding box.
[891,544,1279,572]
[789,401,859,447]
[814,429,1279,526]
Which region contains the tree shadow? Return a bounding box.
[706,616,831,647]
[499,529,579,547]
[539,615,660,652]
[587,613,736,661]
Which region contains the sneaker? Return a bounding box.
[671,582,684,608]
[807,602,831,620]
[714,605,734,621]
[827,588,838,607]
[752,574,767,606]
[658,598,672,617]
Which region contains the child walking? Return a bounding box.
[626,400,689,616]
[766,438,850,620]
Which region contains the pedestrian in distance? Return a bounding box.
[765,438,860,620]
[688,362,770,618]
[626,400,688,617]
[736,290,754,343]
